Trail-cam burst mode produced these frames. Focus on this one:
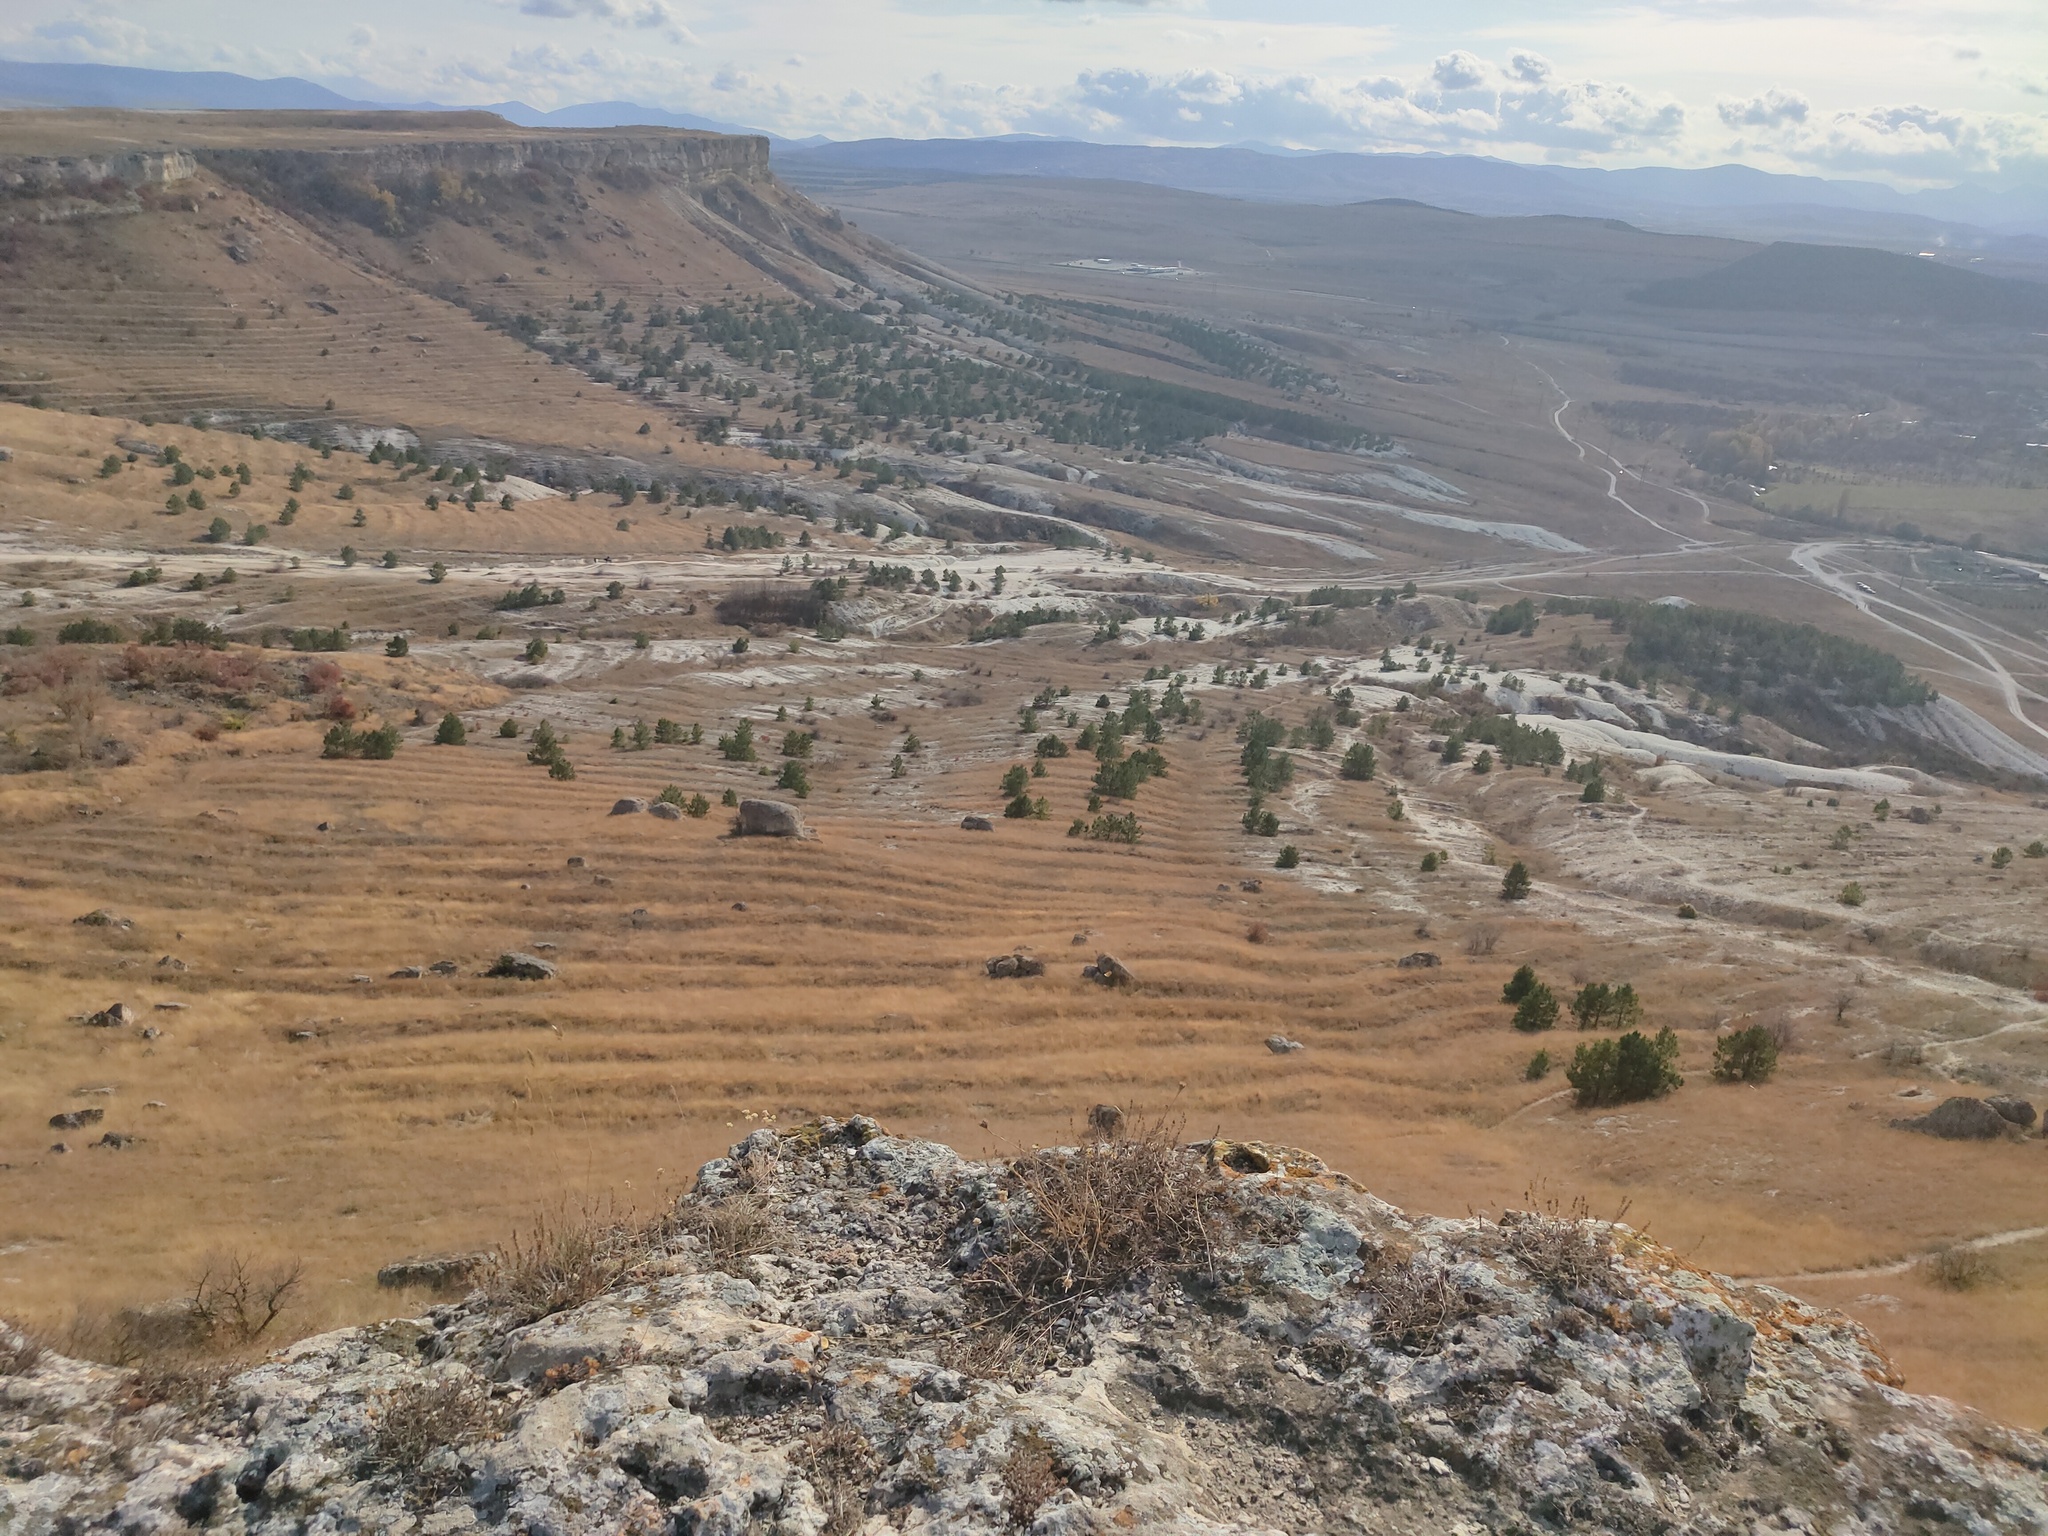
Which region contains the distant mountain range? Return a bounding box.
[0,59,816,144]
[773,137,2048,257]
[2,58,2043,260]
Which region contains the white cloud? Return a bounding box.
[1065,54,1684,157]
[519,0,675,29]
[1717,88,1810,131]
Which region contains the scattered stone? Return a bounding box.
[428,960,459,976]
[84,1003,135,1028]
[1266,1035,1306,1054]
[155,955,186,972]
[732,901,749,912]
[960,814,994,831]
[145,1101,166,1110]
[376,1252,494,1292]
[288,1029,318,1043]
[734,797,809,838]
[140,1027,160,1040]
[93,1132,135,1149]
[1239,879,1262,893]
[153,1001,187,1010]
[1397,951,1441,969]
[566,856,587,868]
[1985,1095,2037,1130]
[609,798,647,816]
[350,974,372,985]
[1086,1103,1125,1139]
[72,909,130,929]
[592,875,613,887]
[485,952,557,981]
[984,954,1045,979]
[389,966,424,979]
[47,1143,66,1154]
[649,801,683,821]
[1892,1096,2024,1141]
[316,821,331,832]
[1071,932,1089,945]
[630,908,652,928]
[48,1109,103,1131]
[1081,952,1135,986]
[533,943,558,951]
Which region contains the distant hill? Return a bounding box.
[0,59,803,145]
[1634,241,2048,326]
[0,59,363,111]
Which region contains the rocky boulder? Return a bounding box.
[376,1252,495,1292]
[4,1119,2044,1536]
[648,801,683,821]
[609,798,647,816]
[984,954,1045,979]
[484,953,557,981]
[1986,1095,2038,1130]
[733,798,809,838]
[1892,1095,2026,1140]
[84,1003,136,1028]
[1396,951,1440,969]
[960,814,994,832]
[1081,952,1135,987]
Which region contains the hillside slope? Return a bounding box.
[0,112,935,460]
[1635,240,2048,324]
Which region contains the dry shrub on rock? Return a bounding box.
[970,1117,1224,1321]
[675,1194,776,1276]
[999,1431,1067,1530]
[0,1326,46,1376]
[1355,1240,1465,1351]
[365,1374,503,1493]
[1498,1198,1618,1300]
[480,1198,655,1323]
[795,1419,880,1536]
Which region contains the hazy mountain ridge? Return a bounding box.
[4,58,2042,250]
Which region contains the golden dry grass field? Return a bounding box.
[3,406,2046,1433]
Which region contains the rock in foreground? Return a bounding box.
[3,1119,2043,1534]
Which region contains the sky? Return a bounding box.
[4,1,2045,187]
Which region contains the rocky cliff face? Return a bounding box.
[193,129,770,196]
[3,1118,2043,1534]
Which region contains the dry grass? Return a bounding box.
[478,1198,657,1323]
